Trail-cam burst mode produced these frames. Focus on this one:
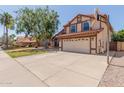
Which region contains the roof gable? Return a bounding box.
[64,14,95,27]
[63,13,113,32]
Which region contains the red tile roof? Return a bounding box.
[16,36,36,43]
[57,28,104,39]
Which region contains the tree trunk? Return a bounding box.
[2,25,6,45]
[35,39,39,48]
[45,39,48,49]
[6,27,8,49]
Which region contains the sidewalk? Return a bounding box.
[0,48,47,87]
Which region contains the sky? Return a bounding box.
[0,5,123,37]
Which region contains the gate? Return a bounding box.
[110,42,117,51]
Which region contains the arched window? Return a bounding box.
[82,21,90,31]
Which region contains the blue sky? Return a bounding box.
[0,5,123,37]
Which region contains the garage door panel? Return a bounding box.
[63,38,90,53]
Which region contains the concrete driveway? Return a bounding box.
[0,48,47,87]
[15,51,108,87]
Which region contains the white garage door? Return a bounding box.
[63,38,90,53]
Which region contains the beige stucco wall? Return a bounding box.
[71,18,77,24]
[62,38,90,53]
[92,21,100,30]
[65,26,70,34]
[97,22,112,53]
[77,23,81,32]
[81,16,90,22]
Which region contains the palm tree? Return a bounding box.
[0,12,14,48]
[0,13,6,45]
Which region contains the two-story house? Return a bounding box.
[56,10,113,54]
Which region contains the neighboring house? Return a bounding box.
[56,10,113,54]
[52,29,66,47]
[16,36,36,47]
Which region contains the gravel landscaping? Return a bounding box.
[99,52,124,87]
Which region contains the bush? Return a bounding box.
[112,30,124,41]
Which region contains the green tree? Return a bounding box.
[0,12,15,48]
[112,29,124,41]
[9,34,16,42]
[112,32,119,41]
[16,7,59,48]
[16,7,35,37]
[32,8,44,47]
[118,29,124,41]
[36,7,59,48]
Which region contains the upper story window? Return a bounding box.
[70,24,77,33]
[82,21,90,31]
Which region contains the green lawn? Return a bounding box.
[6,49,47,58]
